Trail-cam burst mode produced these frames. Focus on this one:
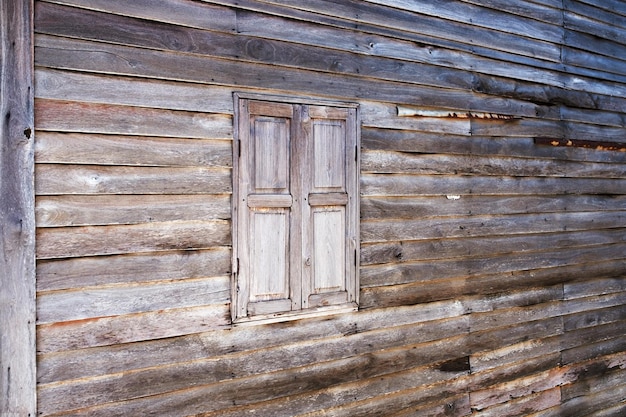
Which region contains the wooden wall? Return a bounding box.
[1,0,36,415]
[33,0,626,416]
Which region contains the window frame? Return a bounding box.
[231,93,360,325]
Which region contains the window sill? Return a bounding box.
[232,303,358,327]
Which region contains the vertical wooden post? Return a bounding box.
[0,0,36,415]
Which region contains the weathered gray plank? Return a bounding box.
[361,211,626,243]
[254,0,563,59]
[228,0,626,87]
[563,304,626,332]
[460,0,563,25]
[36,68,234,114]
[36,194,230,228]
[37,248,231,291]
[470,368,569,411]
[35,132,232,167]
[361,174,626,196]
[36,304,231,353]
[35,98,233,139]
[36,220,231,259]
[37,299,466,382]
[361,128,626,165]
[361,150,626,178]
[34,35,544,116]
[564,277,626,300]
[470,335,562,373]
[360,244,626,288]
[561,323,626,365]
[38,328,470,416]
[471,387,561,416]
[362,229,626,265]
[43,0,237,32]
[360,260,625,309]
[35,164,231,195]
[360,195,626,220]
[37,276,230,323]
[0,0,36,415]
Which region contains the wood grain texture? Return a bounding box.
[36,304,231,353]
[35,99,233,139]
[36,194,230,227]
[0,0,36,415]
[35,164,231,195]
[29,1,626,416]
[36,220,230,259]
[37,276,230,323]
[37,248,231,291]
[36,132,232,167]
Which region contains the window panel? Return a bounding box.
[253,117,290,191]
[312,206,345,293]
[250,209,290,302]
[233,95,358,323]
[313,120,345,190]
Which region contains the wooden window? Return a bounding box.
[232,95,359,324]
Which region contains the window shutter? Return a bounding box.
[302,106,358,308]
[235,100,297,318]
[233,96,358,323]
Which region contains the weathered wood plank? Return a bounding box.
[43,0,237,31]
[256,0,563,59]
[227,0,626,87]
[471,387,561,416]
[37,299,467,382]
[360,259,625,309]
[36,220,231,259]
[36,132,232,167]
[38,332,470,416]
[361,244,626,288]
[361,174,626,196]
[574,0,626,17]
[469,260,626,299]
[0,0,36,415]
[362,149,626,178]
[361,212,626,244]
[362,229,626,266]
[37,276,230,323]
[36,304,231,353]
[561,323,626,365]
[460,0,563,25]
[469,301,564,335]
[563,292,626,317]
[36,68,235,113]
[35,164,231,195]
[37,248,231,291]
[470,368,570,411]
[564,304,626,332]
[35,98,232,138]
[33,1,482,95]
[36,194,230,228]
[564,277,626,300]
[362,128,626,165]
[361,194,626,220]
[470,335,562,373]
[34,35,544,116]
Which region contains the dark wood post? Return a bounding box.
[1,0,36,415]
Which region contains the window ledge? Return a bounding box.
[232,303,358,327]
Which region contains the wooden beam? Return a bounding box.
[0,0,36,415]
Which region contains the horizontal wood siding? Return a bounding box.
[33,0,625,416]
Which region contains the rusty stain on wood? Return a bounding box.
[535,137,626,152]
[397,105,521,120]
